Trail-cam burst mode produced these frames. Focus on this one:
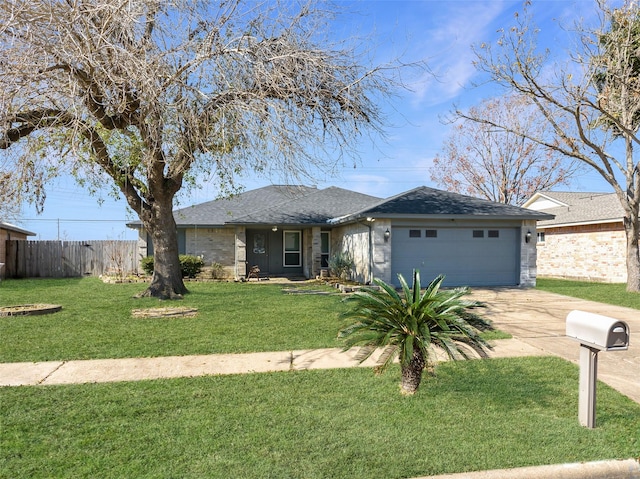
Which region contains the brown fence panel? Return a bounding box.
[4,240,140,279]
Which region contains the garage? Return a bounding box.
[391,226,520,287]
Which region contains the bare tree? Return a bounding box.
[0,151,50,221]
[0,0,401,299]
[434,95,579,205]
[459,0,640,292]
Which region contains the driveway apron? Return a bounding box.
[470,288,640,404]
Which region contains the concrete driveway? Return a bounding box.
[470,288,640,404]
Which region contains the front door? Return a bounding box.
[247,230,270,275]
[246,228,303,276]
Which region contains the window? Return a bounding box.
[488,230,500,238]
[425,229,438,238]
[473,230,484,238]
[320,231,330,268]
[409,229,421,238]
[537,232,546,243]
[284,231,301,267]
[253,233,266,254]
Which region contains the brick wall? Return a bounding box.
[186,227,237,279]
[537,222,627,283]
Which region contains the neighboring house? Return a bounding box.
[523,191,627,283]
[0,222,36,279]
[128,185,552,287]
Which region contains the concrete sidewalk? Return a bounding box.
[0,339,544,386]
[1,288,638,405]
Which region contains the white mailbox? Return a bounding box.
[566,310,629,351]
[566,310,630,428]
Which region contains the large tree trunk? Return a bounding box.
[400,348,426,395]
[624,211,640,292]
[136,194,188,300]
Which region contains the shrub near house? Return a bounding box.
[141,255,205,278]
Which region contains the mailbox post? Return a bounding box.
[566,311,630,428]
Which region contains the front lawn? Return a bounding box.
[2,357,639,479]
[536,278,640,309]
[0,278,345,362]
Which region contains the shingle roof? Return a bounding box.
[332,186,554,223]
[228,186,382,225]
[171,185,381,226]
[129,185,553,230]
[531,192,623,227]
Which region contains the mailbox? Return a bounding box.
[566,310,629,351]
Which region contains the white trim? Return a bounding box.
[539,218,622,229]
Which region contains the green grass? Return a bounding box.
[0,278,345,362]
[2,357,639,479]
[537,278,640,309]
[0,278,506,363]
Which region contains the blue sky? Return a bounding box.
[15,0,609,240]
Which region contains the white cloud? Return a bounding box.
[408,1,515,106]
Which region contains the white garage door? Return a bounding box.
[391,227,519,287]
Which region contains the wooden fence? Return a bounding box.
[4,240,140,279]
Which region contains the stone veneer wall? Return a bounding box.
[520,219,538,288]
[333,223,369,283]
[537,222,627,283]
[332,220,392,285]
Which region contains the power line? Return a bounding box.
[17,218,132,222]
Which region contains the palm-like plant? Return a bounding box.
[339,270,493,395]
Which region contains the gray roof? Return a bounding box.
[227,186,382,225]
[129,185,553,230]
[170,185,381,227]
[0,222,36,236]
[532,191,623,227]
[332,186,554,223]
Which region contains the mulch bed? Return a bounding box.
[0,304,62,317]
[131,307,199,319]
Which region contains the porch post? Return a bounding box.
[311,226,322,278]
[235,226,247,281]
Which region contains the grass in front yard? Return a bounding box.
[0,278,345,362]
[2,357,639,479]
[0,278,505,363]
[537,278,640,309]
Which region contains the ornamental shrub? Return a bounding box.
[328,251,354,280]
[141,256,154,275]
[140,255,205,278]
[179,255,205,278]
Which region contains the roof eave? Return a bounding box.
[538,217,623,229]
[0,222,37,236]
[330,212,554,224]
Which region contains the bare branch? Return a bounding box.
[467,0,640,290]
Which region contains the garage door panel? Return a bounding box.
[391,227,518,287]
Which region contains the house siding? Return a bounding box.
[537,222,626,283]
[520,219,537,288]
[1,227,30,279]
[235,226,247,280]
[185,227,236,279]
[333,220,391,284]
